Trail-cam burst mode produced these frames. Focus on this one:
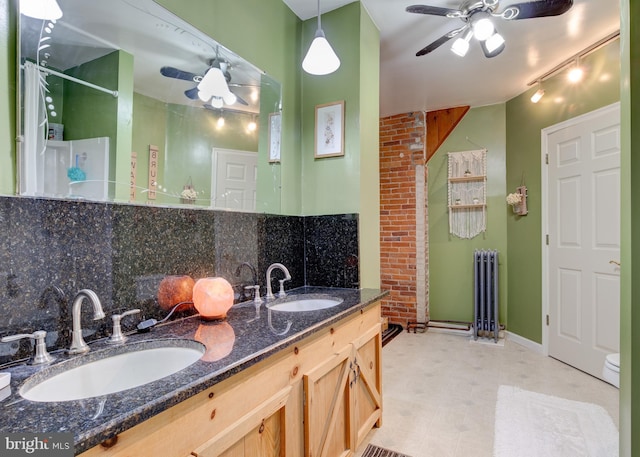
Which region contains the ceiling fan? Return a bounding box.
[160,58,249,109]
[407,0,574,58]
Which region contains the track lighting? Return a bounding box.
[20,0,63,20]
[216,115,225,128]
[530,81,545,103]
[567,59,584,83]
[247,116,257,132]
[302,0,340,75]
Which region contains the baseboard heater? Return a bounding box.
[474,249,499,342]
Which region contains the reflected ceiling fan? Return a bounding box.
[407,0,573,58]
[160,58,249,108]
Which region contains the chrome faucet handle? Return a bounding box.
[244,285,262,304]
[107,309,141,345]
[278,279,287,298]
[1,330,55,365]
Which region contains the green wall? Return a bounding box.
[620,0,637,454]
[0,0,15,194]
[505,41,620,343]
[301,3,361,216]
[428,104,508,323]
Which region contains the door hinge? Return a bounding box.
[546,153,549,165]
[546,314,550,326]
[546,234,549,245]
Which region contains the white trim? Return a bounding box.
[540,102,621,357]
[506,331,543,354]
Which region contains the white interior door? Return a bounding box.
[211,148,257,211]
[545,103,620,380]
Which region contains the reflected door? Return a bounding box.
[212,148,257,211]
[546,103,620,379]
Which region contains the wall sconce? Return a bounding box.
[192,277,235,320]
[20,0,63,20]
[302,0,340,75]
[506,186,528,216]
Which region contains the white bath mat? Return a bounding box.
[494,385,618,457]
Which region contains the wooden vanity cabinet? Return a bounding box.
[79,301,382,457]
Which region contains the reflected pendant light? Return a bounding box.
[302,0,340,75]
[20,0,63,20]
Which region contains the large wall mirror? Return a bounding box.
[17,0,282,213]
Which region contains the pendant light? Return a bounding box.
[302,0,340,75]
[20,0,63,20]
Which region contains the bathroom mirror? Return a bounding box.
[17,0,282,213]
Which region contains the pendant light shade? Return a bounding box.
[20,0,63,20]
[302,0,340,75]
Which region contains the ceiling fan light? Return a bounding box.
[530,88,545,103]
[223,91,237,105]
[485,32,505,53]
[303,30,341,75]
[451,37,470,57]
[210,97,224,109]
[198,67,232,103]
[20,0,63,20]
[472,14,494,41]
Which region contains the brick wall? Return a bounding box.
[379,112,428,327]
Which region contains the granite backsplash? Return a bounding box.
[0,196,359,364]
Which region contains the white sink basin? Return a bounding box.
[20,339,204,402]
[267,296,343,312]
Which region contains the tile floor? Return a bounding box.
[355,329,619,457]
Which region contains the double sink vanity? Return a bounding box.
[0,287,387,456]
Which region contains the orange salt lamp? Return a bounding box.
[194,321,236,362]
[192,277,234,320]
[157,275,195,311]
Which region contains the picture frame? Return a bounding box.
[314,100,344,158]
[268,112,281,163]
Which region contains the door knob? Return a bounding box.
[609,260,621,267]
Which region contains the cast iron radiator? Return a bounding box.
[473,249,499,342]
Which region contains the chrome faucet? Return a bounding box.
[266,263,291,300]
[69,289,105,355]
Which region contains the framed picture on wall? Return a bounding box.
[268,112,281,163]
[314,100,344,158]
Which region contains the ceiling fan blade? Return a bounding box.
[406,4,463,17]
[160,66,200,82]
[184,87,199,100]
[501,0,573,20]
[416,27,465,57]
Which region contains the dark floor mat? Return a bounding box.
[362,443,412,457]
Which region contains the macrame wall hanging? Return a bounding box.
[447,149,487,239]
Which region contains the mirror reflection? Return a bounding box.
[18,0,282,213]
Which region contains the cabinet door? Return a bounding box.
[352,325,382,448]
[303,344,354,457]
[192,386,291,457]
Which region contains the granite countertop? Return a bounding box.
[0,286,387,454]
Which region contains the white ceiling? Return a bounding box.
[283,0,620,117]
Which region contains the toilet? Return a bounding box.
[602,353,620,388]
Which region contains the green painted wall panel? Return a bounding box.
[428,104,507,324]
[358,4,380,289]
[301,2,362,216]
[505,41,620,343]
